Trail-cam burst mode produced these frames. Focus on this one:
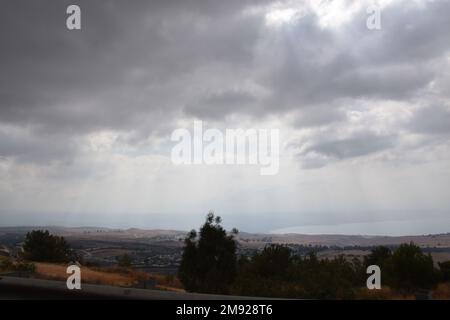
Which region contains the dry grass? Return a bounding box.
[35,263,138,286]
[356,287,415,300]
[148,273,183,289]
[34,262,184,291]
[432,283,450,300]
[0,256,13,272]
[358,284,450,300]
[88,266,183,289]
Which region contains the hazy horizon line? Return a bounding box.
[1,223,449,238]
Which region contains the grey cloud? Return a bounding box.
[1,1,450,231]
[0,128,77,164]
[184,90,259,119]
[408,105,450,135]
[262,1,450,116]
[359,1,450,65]
[290,105,347,128]
[0,0,267,135]
[0,0,269,165]
[299,131,395,166]
[0,0,449,169]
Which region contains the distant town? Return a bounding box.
[1,226,450,275]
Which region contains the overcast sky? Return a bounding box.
[1,0,450,235]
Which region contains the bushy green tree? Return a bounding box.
[364,246,392,268]
[253,244,292,278]
[389,243,438,292]
[232,245,300,298]
[232,243,442,298]
[22,230,72,263]
[363,245,394,285]
[232,245,363,299]
[178,212,238,294]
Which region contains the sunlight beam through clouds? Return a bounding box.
[0,0,449,234]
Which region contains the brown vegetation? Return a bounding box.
[34,263,183,291]
[355,287,414,300]
[432,282,450,300]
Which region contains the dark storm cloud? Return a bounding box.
[0,0,449,168]
[0,0,268,135]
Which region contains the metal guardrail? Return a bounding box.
[0,276,266,300]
